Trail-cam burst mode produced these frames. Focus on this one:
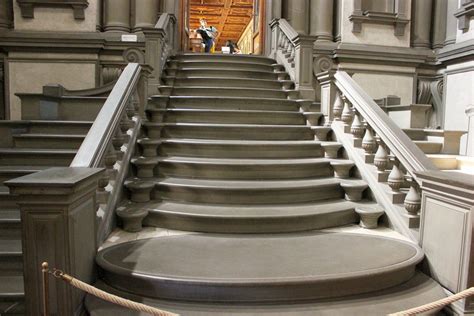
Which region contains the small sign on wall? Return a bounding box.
[121,35,138,42]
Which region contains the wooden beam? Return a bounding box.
[214,0,232,45]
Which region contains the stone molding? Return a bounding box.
[454,0,474,32]
[17,0,89,20]
[349,0,409,36]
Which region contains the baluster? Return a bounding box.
[350,111,364,147]
[404,177,421,216]
[388,157,404,192]
[112,128,126,160]
[333,92,343,120]
[290,46,296,68]
[341,97,354,132]
[374,137,389,182]
[96,144,116,205]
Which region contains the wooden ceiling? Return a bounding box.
[189,0,254,49]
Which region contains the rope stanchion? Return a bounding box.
[42,262,179,316]
[389,287,474,315]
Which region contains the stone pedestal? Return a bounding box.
[417,171,474,314]
[5,167,104,316]
[294,35,317,99]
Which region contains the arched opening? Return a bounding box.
[180,0,266,55]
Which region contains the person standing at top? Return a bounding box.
[196,18,218,53]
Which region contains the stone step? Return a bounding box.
[169,60,276,72]
[161,96,300,111]
[0,188,17,208]
[0,165,46,184]
[134,199,367,233]
[136,156,333,180]
[167,68,286,80]
[0,148,76,166]
[163,77,292,90]
[95,232,423,302]
[0,275,24,314]
[87,272,446,315]
[13,133,86,149]
[0,239,22,274]
[170,53,276,65]
[156,123,314,141]
[150,109,306,125]
[26,120,92,135]
[167,87,292,99]
[0,209,20,238]
[158,139,324,159]
[144,177,345,205]
[414,140,443,154]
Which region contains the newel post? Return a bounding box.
[269,19,280,59]
[316,71,337,125]
[293,34,316,100]
[5,167,104,316]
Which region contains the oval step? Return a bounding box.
[160,124,314,141]
[159,139,324,159]
[96,232,423,302]
[165,77,284,89]
[138,199,362,233]
[170,87,289,99]
[152,177,344,204]
[170,61,275,72]
[169,68,283,80]
[154,157,333,180]
[170,53,276,64]
[158,109,305,125]
[166,96,299,111]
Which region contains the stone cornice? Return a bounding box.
[17,0,89,20]
[437,39,474,64]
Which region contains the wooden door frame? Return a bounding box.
[179,0,267,55]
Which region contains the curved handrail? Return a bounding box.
[70,63,141,168]
[334,71,437,181]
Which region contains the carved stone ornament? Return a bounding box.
[123,48,146,64]
[17,0,89,19]
[313,55,333,76]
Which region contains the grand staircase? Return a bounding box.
[86,54,447,315]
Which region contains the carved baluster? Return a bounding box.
[350,111,364,147]
[374,137,388,171]
[112,128,127,160]
[333,92,343,120]
[341,97,354,132]
[96,144,116,205]
[388,157,404,192]
[290,46,296,68]
[404,177,421,215]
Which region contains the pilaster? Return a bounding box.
[432,0,447,49]
[5,167,104,316]
[444,0,459,46]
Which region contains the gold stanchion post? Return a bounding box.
[41,262,50,316]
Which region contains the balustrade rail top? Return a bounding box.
[334,71,437,180]
[416,171,474,190]
[70,63,141,168]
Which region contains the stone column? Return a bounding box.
[5,167,104,316]
[310,0,334,41]
[104,0,131,32]
[163,0,178,15]
[272,0,282,18]
[133,0,160,32]
[286,0,309,34]
[410,0,433,48]
[432,0,447,49]
[444,0,458,46]
[0,0,13,30]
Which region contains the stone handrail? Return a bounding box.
[71,63,143,243]
[269,18,316,99]
[334,71,437,179]
[155,13,177,74]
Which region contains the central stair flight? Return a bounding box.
[88,54,446,315]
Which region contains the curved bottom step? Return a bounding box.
[86,272,445,316]
[96,232,423,302]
